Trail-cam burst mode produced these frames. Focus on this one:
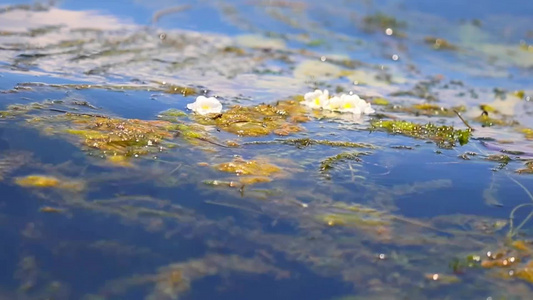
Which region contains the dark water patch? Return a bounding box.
[189,269,350,300]
[1,125,84,165]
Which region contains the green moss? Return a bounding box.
[371,120,471,147]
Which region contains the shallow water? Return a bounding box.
[0,0,533,299]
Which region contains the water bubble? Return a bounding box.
[385,28,393,36]
[392,54,399,61]
[378,253,386,260]
[159,33,167,40]
[320,56,327,62]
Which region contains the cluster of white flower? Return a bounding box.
[185,90,375,117]
[302,89,375,115]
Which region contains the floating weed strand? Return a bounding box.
[507,176,533,238]
[508,203,533,238]
[453,109,475,132]
[204,200,263,215]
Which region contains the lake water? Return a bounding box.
[0,0,532,299]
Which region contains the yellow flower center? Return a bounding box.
[343,103,353,109]
[201,104,210,110]
[314,98,321,105]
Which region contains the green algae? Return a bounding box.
[320,151,369,172]
[516,161,533,174]
[101,254,288,299]
[370,98,390,106]
[12,82,198,96]
[424,37,459,51]
[215,158,281,176]
[158,108,187,118]
[371,120,471,148]
[388,103,466,117]
[193,100,307,137]
[362,12,406,34]
[162,85,197,96]
[244,138,376,149]
[473,113,518,127]
[15,174,86,192]
[390,79,440,101]
[320,213,390,227]
[521,128,533,140]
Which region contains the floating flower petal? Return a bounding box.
[187,96,223,115]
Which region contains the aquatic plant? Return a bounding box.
[507,176,533,238]
[362,12,407,33]
[320,151,369,172]
[424,37,458,51]
[243,138,376,149]
[387,103,466,117]
[193,99,307,136]
[15,175,85,192]
[371,120,471,147]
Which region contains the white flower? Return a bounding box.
[359,101,375,115]
[186,96,222,115]
[337,94,363,114]
[301,90,375,115]
[303,89,329,109]
[322,96,342,111]
[336,94,375,115]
